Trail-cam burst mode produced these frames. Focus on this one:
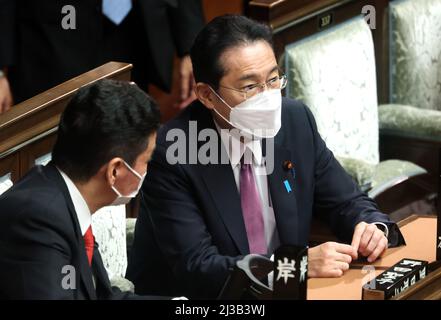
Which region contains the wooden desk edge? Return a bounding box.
[397,214,436,228]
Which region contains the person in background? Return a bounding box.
[0,0,205,114]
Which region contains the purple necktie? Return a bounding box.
[240,157,267,254]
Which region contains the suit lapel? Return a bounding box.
[192,103,301,253]
[265,140,300,246]
[193,105,250,255]
[199,162,250,255]
[44,164,97,299]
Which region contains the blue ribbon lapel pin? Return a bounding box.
[283,180,292,193]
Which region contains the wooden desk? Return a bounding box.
[307,216,437,300]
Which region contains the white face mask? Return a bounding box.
[111,160,146,206]
[210,88,282,139]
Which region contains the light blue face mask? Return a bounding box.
[111,160,146,206]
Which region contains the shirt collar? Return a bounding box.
[214,119,264,169]
[57,168,92,236]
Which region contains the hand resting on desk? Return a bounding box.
[308,222,388,277]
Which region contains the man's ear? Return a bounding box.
[195,82,217,110]
[105,158,124,186]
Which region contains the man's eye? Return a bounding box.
[242,84,258,91]
[268,76,279,84]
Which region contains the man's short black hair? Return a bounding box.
[190,14,273,89]
[52,79,160,182]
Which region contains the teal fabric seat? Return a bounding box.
[336,156,426,198]
[379,104,441,142]
[379,0,441,138]
[284,16,426,199]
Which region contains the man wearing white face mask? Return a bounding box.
[209,79,284,139]
[111,160,147,206]
[128,15,405,299]
[0,79,172,300]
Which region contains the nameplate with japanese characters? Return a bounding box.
[362,258,428,300]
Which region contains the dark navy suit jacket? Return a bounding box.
[0,164,163,299]
[127,98,402,299]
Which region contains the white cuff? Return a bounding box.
[372,222,389,239]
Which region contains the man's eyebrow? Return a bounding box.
[237,66,280,82]
[238,73,259,82]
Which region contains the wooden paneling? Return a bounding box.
[0,152,19,183]
[0,62,133,216]
[0,62,132,156]
[19,134,57,177]
[0,62,133,180]
[203,0,244,22]
[249,0,343,30]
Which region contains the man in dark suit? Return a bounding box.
[0,79,164,299]
[127,15,405,299]
[0,0,204,112]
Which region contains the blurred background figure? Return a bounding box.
[0,0,205,114]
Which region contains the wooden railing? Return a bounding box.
[0,62,132,183]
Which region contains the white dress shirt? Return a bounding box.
[57,168,91,237]
[215,122,281,254]
[58,168,97,288]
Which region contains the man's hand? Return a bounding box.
[0,76,13,114]
[175,55,196,110]
[308,242,358,277]
[351,222,388,263]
